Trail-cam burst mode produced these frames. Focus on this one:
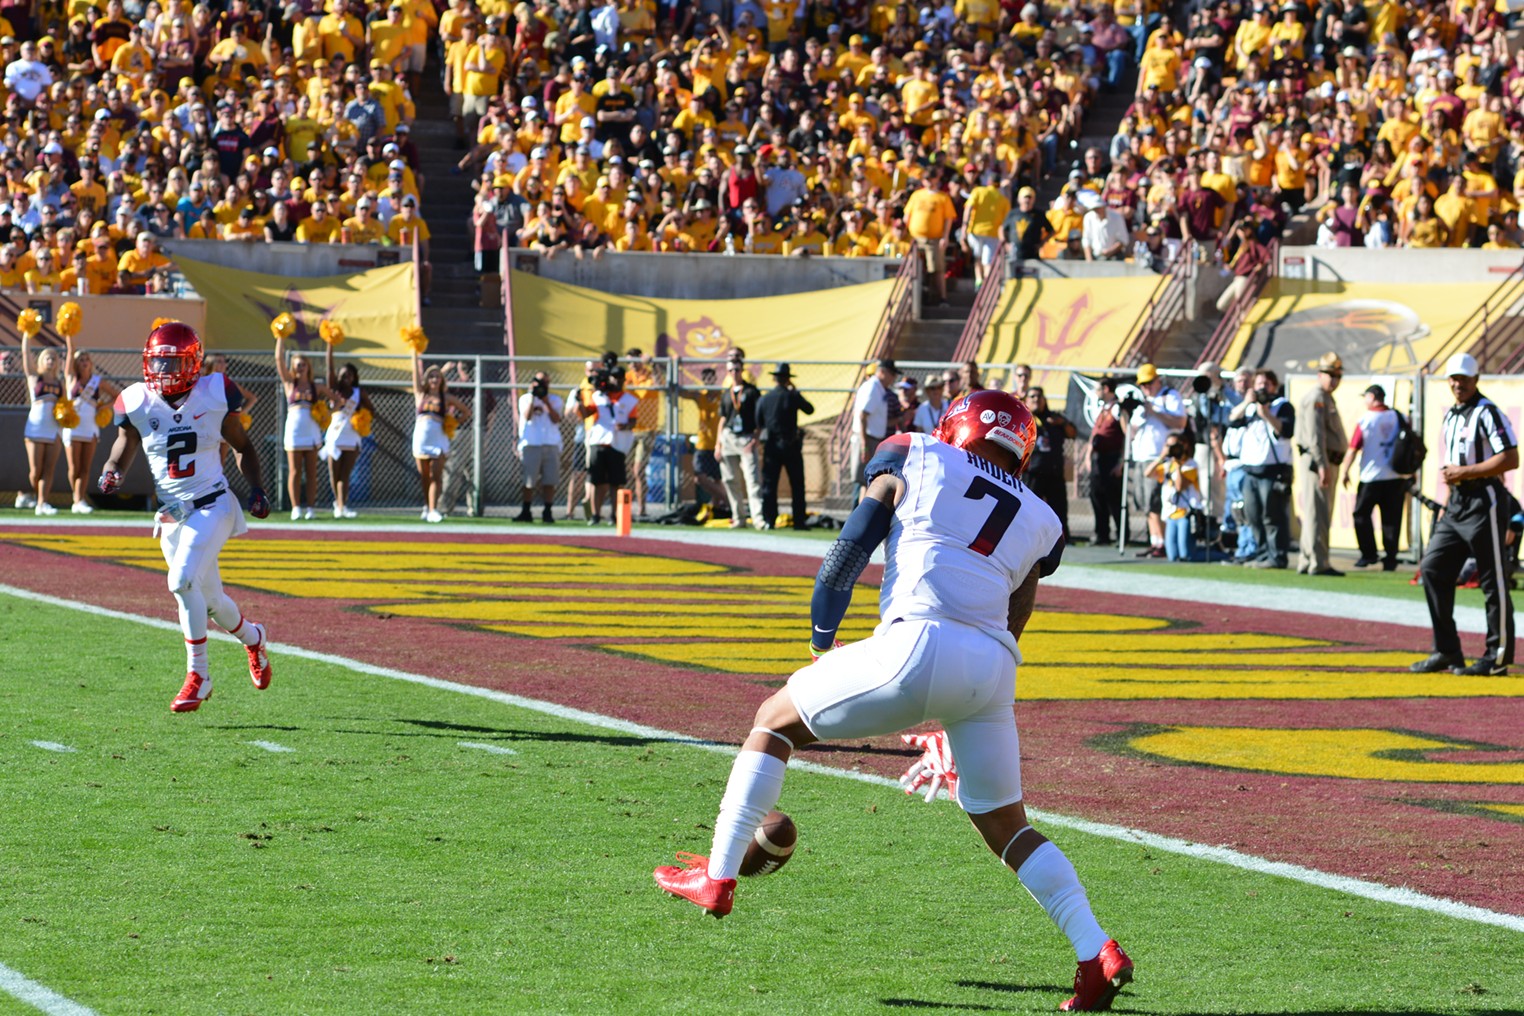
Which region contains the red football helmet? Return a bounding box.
[143,321,203,397]
[933,389,1039,476]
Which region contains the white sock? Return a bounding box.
[185,637,207,675]
[1016,841,1110,961]
[707,750,786,880]
[224,613,263,648]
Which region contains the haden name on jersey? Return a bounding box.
[964,448,1021,490]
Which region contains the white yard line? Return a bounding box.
[458,741,519,755]
[0,963,98,1016]
[246,741,294,753]
[29,741,75,753]
[1,581,1520,938]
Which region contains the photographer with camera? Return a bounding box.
[719,356,765,529]
[1150,430,1205,561]
[1228,369,1295,569]
[1126,364,1187,557]
[516,370,563,523]
[578,355,639,526]
[1294,353,1348,576]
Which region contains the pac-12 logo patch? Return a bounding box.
[980,410,996,423]
[150,418,160,430]
[997,411,1012,427]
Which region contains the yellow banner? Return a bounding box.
[508,271,895,424]
[175,258,418,366]
[973,276,1163,394]
[1224,280,1499,373]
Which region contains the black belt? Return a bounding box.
[191,489,224,510]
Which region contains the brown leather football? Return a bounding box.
[738,811,796,877]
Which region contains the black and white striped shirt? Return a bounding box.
[1443,393,1516,473]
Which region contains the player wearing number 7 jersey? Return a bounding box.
[654,389,1133,1012]
[100,322,274,713]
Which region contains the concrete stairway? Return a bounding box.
[412,69,508,355]
[892,279,976,366]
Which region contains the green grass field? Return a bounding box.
[1,592,1520,1015]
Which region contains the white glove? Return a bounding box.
[900,729,958,803]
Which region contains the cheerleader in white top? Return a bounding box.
[411,349,469,523]
[274,333,327,521]
[322,341,375,518]
[19,327,64,515]
[61,336,121,514]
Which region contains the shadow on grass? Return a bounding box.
[881,1001,1000,1011]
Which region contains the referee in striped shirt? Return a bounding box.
[1410,353,1519,676]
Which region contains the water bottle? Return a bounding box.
[724,234,735,255]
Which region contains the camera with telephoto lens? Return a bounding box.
[1115,382,1145,415]
[593,366,624,394]
[1254,389,1273,405]
[531,377,549,398]
[1167,441,1188,460]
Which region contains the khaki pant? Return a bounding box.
[718,427,763,524]
[1295,453,1333,573]
[1216,273,1252,313]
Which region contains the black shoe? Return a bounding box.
[1410,652,1464,674]
[1451,658,1508,676]
[1382,559,1399,572]
[542,507,555,523]
[514,507,533,522]
[1353,557,1377,568]
[1135,546,1164,558]
[1311,567,1345,577]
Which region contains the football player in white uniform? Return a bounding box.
[100,322,274,713]
[654,390,1133,1013]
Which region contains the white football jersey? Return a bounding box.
[877,434,1063,649]
[116,373,236,504]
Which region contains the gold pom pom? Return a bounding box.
[95,403,113,428]
[150,317,176,331]
[401,324,428,353]
[311,399,332,430]
[270,312,296,341]
[351,407,373,437]
[239,410,254,430]
[16,308,43,338]
[55,302,82,337]
[319,320,345,346]
[442,415,458,440]
[54,399,80,428]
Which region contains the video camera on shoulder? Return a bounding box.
[1115,382,1146,415]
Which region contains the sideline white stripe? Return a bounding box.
[247,741,294,753]
[0,963,97,1016]
[29,741,75,753]
[459,741,518,755]
[1,582,1520,937]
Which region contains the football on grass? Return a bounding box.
[738,811,796,877]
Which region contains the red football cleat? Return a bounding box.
[1060,939,1132,1012]
[246,624,271,690]
[171,672,211,713]
[653,852,736,918]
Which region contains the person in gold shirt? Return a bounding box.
[1433,174,1475,248]
[116,232,172,292]
[296,199,341,243]
[904,172,956,303]
[224,205,264,241]
[24,249,64,293]
[1403,192,1449,248]
[342,197,385,244]
[961,178,1010,287]
[388,195,432,302]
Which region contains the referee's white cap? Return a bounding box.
[1443,352,1479,378]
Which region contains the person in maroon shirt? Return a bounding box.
[1216,219,1272,312]
[723,144,761,225]
[1178,168,1225,255]
[1089,377,1126,545]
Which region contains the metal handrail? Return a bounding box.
[1427,260,1524,373]
[950,240,1008,366]
[1113,241,1196,368]
[826,254,918,497]
[1196,239,1279,368]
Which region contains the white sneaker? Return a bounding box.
[420,509,429,520]
[15,493,35,508]
[341,508,358,519]
[302,507,316,520]
[35,502,58,516]
[71,501,94,514]
[333,505,344,519]
[425,510,444,523]
[290,506,302,521]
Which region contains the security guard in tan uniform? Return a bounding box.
[1295,352,1348,575]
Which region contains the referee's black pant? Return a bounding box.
[1420,486,1515,665]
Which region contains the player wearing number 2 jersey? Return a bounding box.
[100,322,275,713]
[654,390,1133,1013]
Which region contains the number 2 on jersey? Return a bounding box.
[166,431,197,479]
[963,476,1021,556]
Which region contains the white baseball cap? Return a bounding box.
[1444,352,1479,378]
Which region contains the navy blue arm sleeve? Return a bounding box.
[809,495,893,650]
